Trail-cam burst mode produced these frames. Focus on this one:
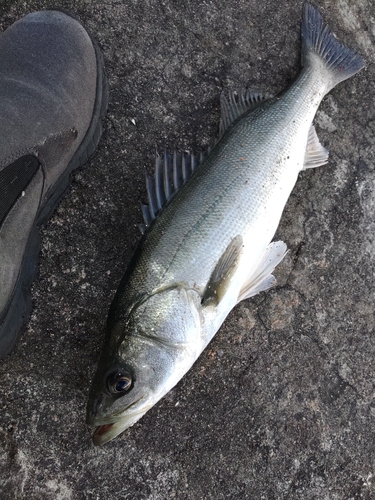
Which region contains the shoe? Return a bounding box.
[0,11,108,357]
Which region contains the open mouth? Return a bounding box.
[91,395,152,445]
[93,423,116,446]
[94,423,114,437]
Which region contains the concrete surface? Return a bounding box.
[0,0,374,498]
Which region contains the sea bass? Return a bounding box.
[87,2,364,445]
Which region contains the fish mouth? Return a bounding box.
[93,423,115,445]
[92,410,147,445]
[91,396,153,446]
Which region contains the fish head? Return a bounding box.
[87,285,202,445]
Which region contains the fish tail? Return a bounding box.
[301,2,365,90]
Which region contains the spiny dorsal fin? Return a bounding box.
[220,89,268,137]
[303,124,329,170]
[202,235,244,307]
[238,241,287,302]
[141,150,204,232]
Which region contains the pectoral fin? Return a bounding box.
[238,241,287,302]
[202,235,244,307]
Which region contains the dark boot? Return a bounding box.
[0,11,108,357]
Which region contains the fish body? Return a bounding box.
[87,3,364,445]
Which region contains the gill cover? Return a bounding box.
[87,285,202,445]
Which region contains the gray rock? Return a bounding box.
[0,1,374,498]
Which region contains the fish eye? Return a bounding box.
[107,370,133,395]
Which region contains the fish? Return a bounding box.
[87,2,364,445]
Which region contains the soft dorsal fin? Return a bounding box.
[238,241,287,302]
[303,124,329,169]
[219,89,267,136]
[202,235,244,307]
[141,150,205,232]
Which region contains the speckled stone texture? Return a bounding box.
[0,1,374,499]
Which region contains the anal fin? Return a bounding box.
[303,125,329,170]
[238,241,287,302]
[202,235,244,307]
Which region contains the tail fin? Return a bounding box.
[301,2,365,89]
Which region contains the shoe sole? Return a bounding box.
[0,16,109,358]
